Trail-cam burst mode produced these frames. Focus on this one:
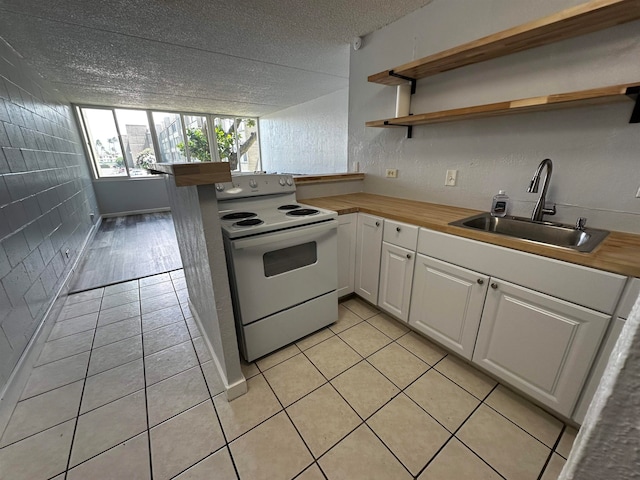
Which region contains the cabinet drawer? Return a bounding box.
[418,228,625,314]
[383,220,419,250]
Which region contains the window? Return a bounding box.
[80,108,127,178]
[115,109,156,177]
[152,112,187,164]
[77,106,260,179]
[214,117,260,172]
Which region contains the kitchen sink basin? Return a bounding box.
[449,213,609,253]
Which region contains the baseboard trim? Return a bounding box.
[0,216,102,431]
[187,299,247,401]
[101,207,171,218]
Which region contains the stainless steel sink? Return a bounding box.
[449,213,609,253]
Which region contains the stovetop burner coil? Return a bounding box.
[222,212,257,220]
[234,218,264,227]
[286,208,320,216]
[277,204,301,211]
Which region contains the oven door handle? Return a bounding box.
[232,221,337,250]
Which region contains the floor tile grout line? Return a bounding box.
[361,421,418,478]
[255,345,304,374]
[292,462,328,480]
[537,424,567,480]
[16,370,89,404]
[62,288,105,479]
[341,298,380,320]
[0,409,81,450]
[94,312,141,330]
[53,310,100,325]
[414,382,505,479]
[30,344,94,370]
[137,285,154,480]
[482,397,565,451]
[363,315,410,343]
[77,383,147,418]
[54,310,101,324]
[46,325,97,343]
[183,304,242,480]
[259,362,330,475]
[166,444,236,480]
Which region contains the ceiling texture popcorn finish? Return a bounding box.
[0,0,433,116]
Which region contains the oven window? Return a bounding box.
[263,242,317,277]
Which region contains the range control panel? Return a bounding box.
[215,173,296,199]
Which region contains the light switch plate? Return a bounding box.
[445,169,458,186]
[636,185,640,198]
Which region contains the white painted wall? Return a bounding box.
[163,177,245,398]
[349,0,640,233]
[93,177,169,215]
[260,88,349,174]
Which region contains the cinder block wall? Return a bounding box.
[0,39,98,390]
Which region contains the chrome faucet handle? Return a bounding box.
[576,217,587,230]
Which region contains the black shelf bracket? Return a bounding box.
[389,71,417,95]
[384,120,413,139]
[626,86,640,123]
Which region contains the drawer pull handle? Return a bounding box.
[396,227,401,232]
[491,283,498,290]
[406,254,412,259]
[477,279,484,285]
[375,221,380,227]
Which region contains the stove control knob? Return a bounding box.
[286,177,293,186]
[215,183,225,192]
[279,177,286,186]
[249,179,258,188]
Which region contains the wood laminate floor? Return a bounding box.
[69,212,182,293]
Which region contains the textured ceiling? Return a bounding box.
[0,0,433,116]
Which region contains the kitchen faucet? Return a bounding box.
[527,158,556,222]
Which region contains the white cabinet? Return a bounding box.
[337,213,357,297]
[354,213,384,304]
[409,255,489,359]
[378,242,415,321]
[377,220,419,321]
[473,279,610,417]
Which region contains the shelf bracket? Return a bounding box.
[626,86,640,123]
[384,120,413,139]
[389,71,416,95]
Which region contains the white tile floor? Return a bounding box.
[0,272,577,479]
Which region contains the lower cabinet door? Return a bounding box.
[354,214,383,304]
[409,254,489,359]
[473,278,610,416]
[337,214,357,297]
[377,242,415,322]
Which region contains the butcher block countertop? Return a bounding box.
[301,193,640,278]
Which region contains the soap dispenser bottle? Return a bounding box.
[491,190,509,217]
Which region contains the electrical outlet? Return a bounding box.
[65,249,70,258]
[445,169,458,186]
[636,185,640,198]
[386,169,398,178]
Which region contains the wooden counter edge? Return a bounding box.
[301,193,640,278]
[293,173,365,185]
[149,162,232,186]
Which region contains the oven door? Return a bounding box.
[228,220,337,325]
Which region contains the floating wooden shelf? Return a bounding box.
[368,0,640,86]
[366,83,640,129]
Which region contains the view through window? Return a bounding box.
[77,107,261,179]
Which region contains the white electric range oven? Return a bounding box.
[216,173,338,361]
